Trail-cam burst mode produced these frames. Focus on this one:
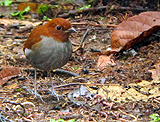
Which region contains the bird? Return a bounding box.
[23,18,76,102]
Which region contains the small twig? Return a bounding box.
[73,46,83,53]
[4,43,18,48]
[153,98,160,104]
[73,28,90,52]
[156,63,160,76]
[60,114,83,120]
[54,82,120,89]
[80,28,90,46]
[54,69,79,77]
[71,41,80,46]
[44,86,79,91]
[72,22,118,28]
[24,68,79,77]
[18,24,33,33]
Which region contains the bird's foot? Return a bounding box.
[50,89,59,101]
[34,91,44,102]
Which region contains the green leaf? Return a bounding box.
[16,88,22,92]
[154,117,160,121]
[11,11,20,16]
[73,65,79,70]
[85,4,91,8]
[78,5,91,10]
[57,119,64,122]
[50,119,56,122]
[67,119,75,122]
[11,6,30,20]
[4,0,12,6]
[43,16,51,21]
[37,4,49,14]
[150,114,158,119]
[52,118,74,122]
[19,14,24,20]
[51,5,59,9]
[23,6,31,13]
[0,1,4,6]
[150,114,160,122]
[100,17,104,20]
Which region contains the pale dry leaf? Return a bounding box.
[0,19,41,26]
[97,55,116,68]
[89,76,160,102]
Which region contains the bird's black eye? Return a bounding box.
[56,25,62,30]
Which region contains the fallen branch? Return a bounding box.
[72,22,118,28]
[58,6,148,18]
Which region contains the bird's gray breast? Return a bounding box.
[25,35,72,71]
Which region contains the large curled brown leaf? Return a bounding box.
[111,11,160,52]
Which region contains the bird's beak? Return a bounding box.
[66,27,77,33]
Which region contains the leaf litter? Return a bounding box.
[0,8,160,121]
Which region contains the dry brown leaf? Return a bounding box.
[111,11,160,52]
[97,55,116,68]
[0,67,21,87]
[148,62,160,79]
[18,2,40,13]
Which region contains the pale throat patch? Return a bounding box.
[24,48,32,57]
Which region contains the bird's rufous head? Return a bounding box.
[24,18,76,50]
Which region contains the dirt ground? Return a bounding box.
[0,0,160,121]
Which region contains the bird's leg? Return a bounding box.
[49,71,59,101]
[34,68,44,102]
